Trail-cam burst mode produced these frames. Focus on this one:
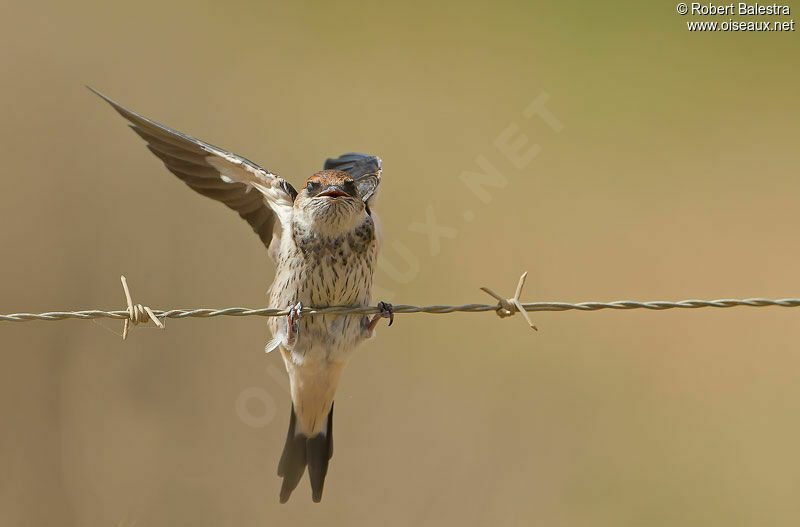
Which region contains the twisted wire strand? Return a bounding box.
[1,274,798,340]
[3,298,800,323]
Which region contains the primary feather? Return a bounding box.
[88,86,296,251]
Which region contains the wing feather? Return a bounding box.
[89,87,296,250]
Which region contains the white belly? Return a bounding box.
[267,231,377,365]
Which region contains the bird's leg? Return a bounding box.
[286,301,303,347]
[367,301,394,334]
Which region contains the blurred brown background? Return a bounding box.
[1,0,799,525]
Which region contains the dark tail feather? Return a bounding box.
[277,403,334,503]
[278,407,306,503]
[307,402,334,502]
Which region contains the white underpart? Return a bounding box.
[264,195,381,436]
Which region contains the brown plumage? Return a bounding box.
[268,170,381,502]
[90,88,392,503]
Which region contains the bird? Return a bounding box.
[89,87,394,503]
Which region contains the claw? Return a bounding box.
[378,301,394,327]
[289,301,303,327]
[286,301,303,347]
[368,301,394,333]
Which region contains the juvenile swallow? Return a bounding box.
[90,88,394,503]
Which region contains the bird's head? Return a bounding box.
[293,170,367,233]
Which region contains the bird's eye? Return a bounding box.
[306,182,314,193]
[343,180,356,193]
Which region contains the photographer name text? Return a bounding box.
[688,3,790,15]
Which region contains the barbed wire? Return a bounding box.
[1,274,798,339]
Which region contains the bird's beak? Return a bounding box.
[318,185,348,199]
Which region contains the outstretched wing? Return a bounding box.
[89,87,297,250]
[323,153,382,206]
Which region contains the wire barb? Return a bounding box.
[2,274,800,338]
[481,271,538,331]
[120,275,164,340]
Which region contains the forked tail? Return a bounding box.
[277,403,334,503]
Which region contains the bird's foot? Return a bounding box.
[367,301,394,333]
[286,301,303,347]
